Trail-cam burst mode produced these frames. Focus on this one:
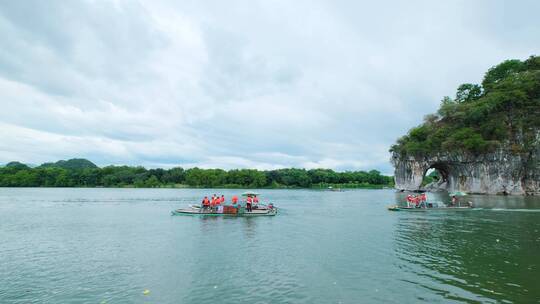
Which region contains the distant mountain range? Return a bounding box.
[3,159,98,170]
[38,158,98,170]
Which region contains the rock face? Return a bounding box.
[391,147,540,195]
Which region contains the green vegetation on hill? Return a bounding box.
[5,162,30,170]
[39,158,98,170]
[0,159,393,188]
[421,170,439,186]
[391,55,540,156]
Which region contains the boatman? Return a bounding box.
[451,195,458,207]
[246,196,253,212]
[253,195,259,209]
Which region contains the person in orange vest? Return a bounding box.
[220,195,225,204]
[231,195,240,213]
[406,195,415,208]
[246,196,253,212]
[414,195,421,207]
[201,196,210,210]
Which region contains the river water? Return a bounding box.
[0,188,539,303]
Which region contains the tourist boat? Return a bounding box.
[172,192,277,216]
[387,201,473,211]
[171,205,277,216]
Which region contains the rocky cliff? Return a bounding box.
[391,145,540,195]
[390,56,540,195]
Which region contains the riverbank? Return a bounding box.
[0,182,393,190]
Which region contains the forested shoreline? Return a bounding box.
[0,159,393,189]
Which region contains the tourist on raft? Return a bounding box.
[231,196,241,210]
[406,194,427,208]
[199,194,263,213]
[406,195,417,207]
[209,195,218,211]
[201,196,211,210]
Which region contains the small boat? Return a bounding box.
[387,205,473,211]
[171,205,277,216]
[174,193,277,216]
[388,201,473,212]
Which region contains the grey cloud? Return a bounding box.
[0,1,163,97]
[1,0,539,173]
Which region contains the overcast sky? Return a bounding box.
[0,0,539,173]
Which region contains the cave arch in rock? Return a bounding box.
[422,162,451,190]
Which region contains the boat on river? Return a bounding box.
[387,201,473,212]
[171,192,277,216]
[171,204,277,216]
[388,191,474,211]
[387,205,473,211]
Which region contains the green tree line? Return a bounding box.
[391,55,540,156]
[0,159,393,188]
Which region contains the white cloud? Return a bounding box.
[1,0,539,172]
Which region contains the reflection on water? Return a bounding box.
[393,207,540,303]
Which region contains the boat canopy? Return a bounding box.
[241,191,259,197]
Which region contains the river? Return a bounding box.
[1,188,539,303]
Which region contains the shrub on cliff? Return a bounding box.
[391,55,540,156]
